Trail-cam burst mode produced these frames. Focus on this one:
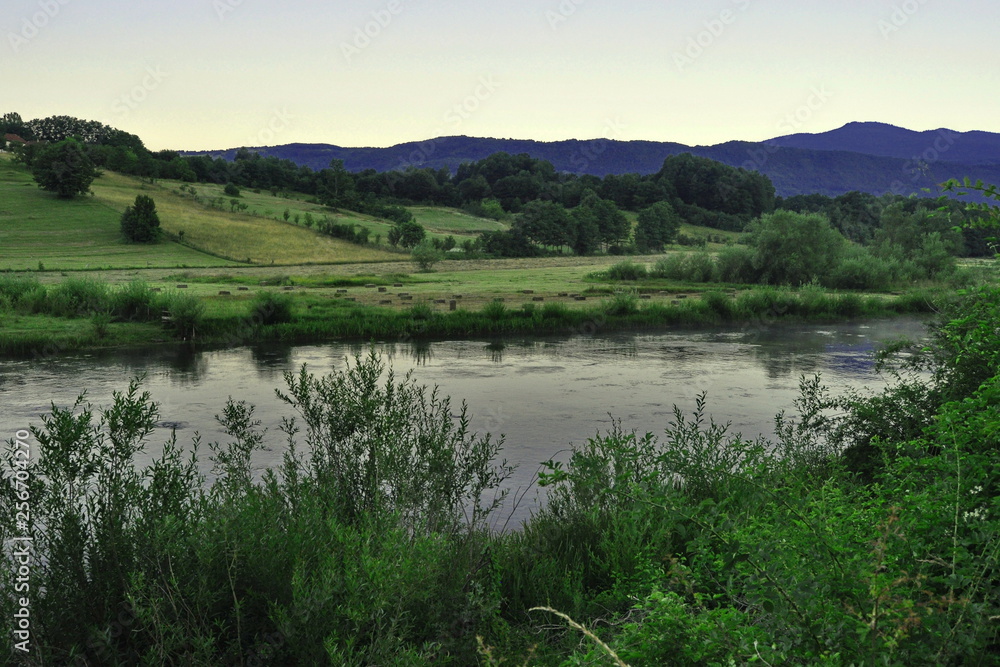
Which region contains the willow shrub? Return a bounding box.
[0,351,514,664]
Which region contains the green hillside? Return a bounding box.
[0,155,400,270]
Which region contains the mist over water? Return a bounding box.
[1,317,929,523]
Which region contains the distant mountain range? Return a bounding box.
[182,122,1000,199]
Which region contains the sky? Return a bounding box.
[5,0,999,152]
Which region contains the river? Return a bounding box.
[0,317,930,524]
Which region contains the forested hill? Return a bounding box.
[182,128,1000,199]
[768,121,1000,166]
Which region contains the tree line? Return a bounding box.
[5,111,993,258]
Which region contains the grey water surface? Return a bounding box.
[1,317,930,524]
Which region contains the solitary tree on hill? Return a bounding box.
[120,195,161,243]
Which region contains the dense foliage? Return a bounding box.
[2,282,1000,663]
[119,195,161,243]
[28,138,100,198]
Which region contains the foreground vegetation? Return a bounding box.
[2,284,1000,664]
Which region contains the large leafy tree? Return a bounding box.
[515,200,572,250]
[31,138,100,198]
[387,219,426,248]
[578,191,629,248]
[634,201,681,252]
[745,210,846,285]
[120,195,161,243]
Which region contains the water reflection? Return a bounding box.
[0,318,931,524]
[486,340,506,363]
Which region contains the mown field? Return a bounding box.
[0,155,236,271]
[0,155,402,270]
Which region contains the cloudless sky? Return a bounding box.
[5,0,998,151]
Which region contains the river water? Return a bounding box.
[0,317,930,524]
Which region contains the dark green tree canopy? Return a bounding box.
[120,195,161,243]
[30,138,101,198]
[387,219,426,248]
[745,210,846,285]
[515,200,572,249]
[635,201,681,253]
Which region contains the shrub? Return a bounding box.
[606,260,647,281]
[541,302,570,320]
[0,274,41,305]
[702,290,734,318]
[745,210,846,285]
[250,291,293,326]
[407,303,433,321]
[650,253,688,280]
[411,242,445,271]
[604,290,639,316]
[224,182,240,197]
[825,250,894,290]
[161,291,204,338]
[481,299,508,321]
[650,252,715,283]
[47,277,110,317]
[110,280,155,321]
[713,244,758,283]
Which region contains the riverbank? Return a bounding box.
[0,271,939,358]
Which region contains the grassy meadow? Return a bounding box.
[0,155,235,271]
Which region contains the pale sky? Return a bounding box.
[5,0,998,152]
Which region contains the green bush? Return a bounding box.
[250,290,294,326]
[161,291,204,338]
[650,253,687,280]
[649,252,716,283]
[47,277,110,317]
[481,299,507,321]
[411,242,445,271]
[604,290,639,316]
[0,274,41,305]
[110,280,156,321]
[712,244,758,283]
[606,260,648,281]
[825,250,894,290]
